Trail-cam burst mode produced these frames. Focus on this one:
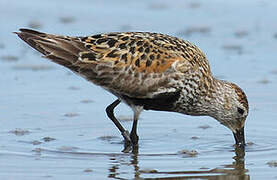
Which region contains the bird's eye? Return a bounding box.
[237,107,244,115]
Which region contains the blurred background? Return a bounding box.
[1,0,277,179]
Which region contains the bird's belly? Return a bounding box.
[121,89,181,112]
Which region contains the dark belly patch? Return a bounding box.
[122,89,181,112]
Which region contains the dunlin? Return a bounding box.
[16,29,248,149]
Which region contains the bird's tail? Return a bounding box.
[15,28,87,70]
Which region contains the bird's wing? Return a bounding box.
[16,29,210,98]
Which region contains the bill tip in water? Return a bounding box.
[233,127,245,148]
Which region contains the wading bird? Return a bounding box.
[16,29,248,151]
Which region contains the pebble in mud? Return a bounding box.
[198,125,212,130]
[64,112,79,117]
[178,149,198,157]
[257,78,271,84]
[0,55,18,62]
[98,135,117,141]
[191,136,200,140]
[32,148,42,153]
[42,137,56,142]
[57,146,79,151]
[234,30,249,38]
[80,99,94,104]
[27,20,42,29]
[32,140,42,145]
[83,169,93,173]
[9,128,30,136]
[59,16,75,24]
[267,161,277,167]
[177,26,211,37]
[222,44,243,54]
[68,86,80,90]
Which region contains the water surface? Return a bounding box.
[1,0,277,179]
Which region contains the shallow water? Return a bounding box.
[1,0,277,179]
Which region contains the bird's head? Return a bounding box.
[211,81,249,147]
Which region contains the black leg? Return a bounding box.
[106,99,131,145]
[130,109,140,146]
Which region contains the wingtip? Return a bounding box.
[14,28,45,36]
[19,28,45,35]
[14,29,25,40]
[14,30,23,40]
[14,28,25,35]
[13,29,28,36]
[13,28,28,34]
[18,28,32,32]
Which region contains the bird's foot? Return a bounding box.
[122,130,131,144]
[121,130,139,153]
[130,131,139,146]
[121,130,131,152]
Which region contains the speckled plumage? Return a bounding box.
[16,29,249,149]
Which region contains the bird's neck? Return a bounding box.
[177,78,230,118]
[196,78,232,119]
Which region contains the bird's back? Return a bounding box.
[16,29,212,110]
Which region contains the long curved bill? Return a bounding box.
[233,127,245,147]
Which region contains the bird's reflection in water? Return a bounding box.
[108,146,249,179]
